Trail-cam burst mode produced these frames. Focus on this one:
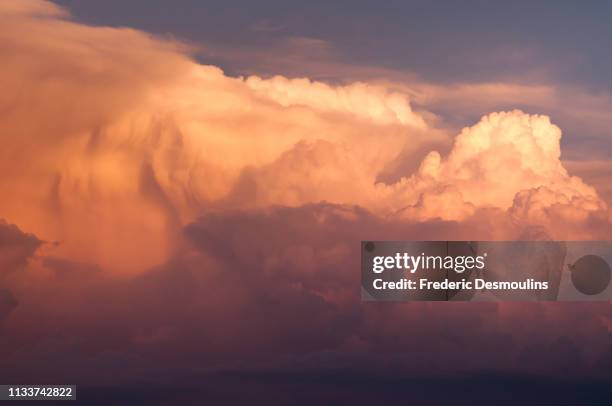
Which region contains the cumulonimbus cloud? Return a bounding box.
[0,0,438,273]
[1,0,610,273]
[0,0,610,393]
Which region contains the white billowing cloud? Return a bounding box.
[508,186,611,239]
[393,111,605,221]
[246,75,427,128]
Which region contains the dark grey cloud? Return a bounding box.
[0,219,42,276]
[0,288,17,325]
[0,220,42,325]
[0,204,610,403]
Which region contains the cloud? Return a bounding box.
[0,289,17,326]
[1,204,610,390]
[0,220,42,277]
[0,0,442,273]
[2,2,608,267]
[246,76,426,127]
[0,1,610,398]
[395,111,608,227]
[565,160,612,203]
[0,0,66,17]
[0,220,40,324]
[0,1,609,283]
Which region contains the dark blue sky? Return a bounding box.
[54,0,612,88]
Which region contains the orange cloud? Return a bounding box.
[0,1,437,273]
[396,111,607,223]
[0,0,610,277]
[0,2,610,394]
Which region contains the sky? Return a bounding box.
[54,0,612,85]
[53,0,612,173]
[0,1,611,404]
